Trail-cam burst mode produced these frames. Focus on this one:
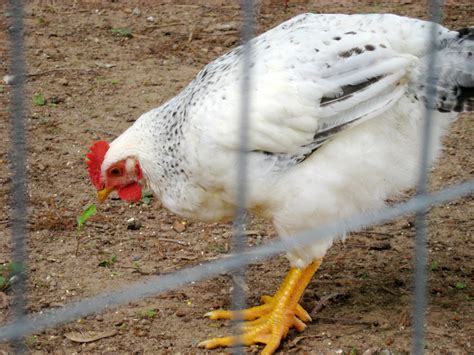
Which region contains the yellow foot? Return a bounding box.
[199,296,311,354]
[198,259,322,355]
[204,294,311,322]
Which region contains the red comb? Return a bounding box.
[86,140,110,190]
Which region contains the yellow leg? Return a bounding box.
[199,259,322,355]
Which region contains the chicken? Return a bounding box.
[86,14,474,354]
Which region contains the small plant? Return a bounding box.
[75,203,98,255]
[209,242,227,254]
[0,275,7,291]
[455,282,466,290]
[33,92,46,106]
[430,261,439,272]
[111,28,133,38]
[25,335,38,348]
[98,255,117,268]
[141,191,154,205]
[0,262,19,291]
[76,203,97,230]
[37,17,49,26]
[137,308,158,319]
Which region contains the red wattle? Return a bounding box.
[118,182,142,202]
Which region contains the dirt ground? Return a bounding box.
[0,0,473,354]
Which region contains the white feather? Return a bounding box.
[102,13,464,267]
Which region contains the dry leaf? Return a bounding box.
[65,329,117,343]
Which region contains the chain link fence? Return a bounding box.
[2,0,473,354]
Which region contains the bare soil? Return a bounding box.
[0,1,472,354]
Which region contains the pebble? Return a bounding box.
[127,217,142,230]
[136,330,147,337]
[175,310,186,317]
[172,220,186,233]
[132,7,141,16]
[369,241,391,250]
[3,75,15,85]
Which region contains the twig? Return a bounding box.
[336,324,371,338]
[358,231,394,238]
[207,30,240,36]
[311,292,346,316]
[290,321,372,347]
[202,254,232,262]
[157,238,188,246]
[174,4,201,8]
[316,316,375,326]
[121,266,154,275]
[243,230,260,236]
[26,68,98,79]
[289,334,324,347]
[85,128,119,139]
[146,22,187,30]
[56,9,93,15]
[380,286,398,295]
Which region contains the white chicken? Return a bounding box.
[87,14,474,354]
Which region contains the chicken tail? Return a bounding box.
[411,27,474,113]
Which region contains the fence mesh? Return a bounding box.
[411,0,444,353]
[6,0,28,352]
[2,0,472,353]
[229,0,255,351]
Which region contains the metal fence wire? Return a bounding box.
[2,0,473,354]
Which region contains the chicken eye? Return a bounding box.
[109,167,122,177]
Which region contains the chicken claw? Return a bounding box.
[199,260,322,354]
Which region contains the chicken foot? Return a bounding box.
[199,259,322,355]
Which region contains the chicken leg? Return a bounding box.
[199,259,322,354]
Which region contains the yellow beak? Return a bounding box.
[97,186,115,204]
